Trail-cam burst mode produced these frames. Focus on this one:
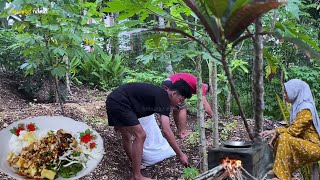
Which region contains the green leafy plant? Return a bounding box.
[287,66,320,106]
[185,121,212,145]
[185,130,200,145]
[183,166,200,180]
[275,92,290,122]
[220,121,237,141]
[123,70,168,86]
[186,96,197,115]
[77,50,126,90]
[0,29,25,73]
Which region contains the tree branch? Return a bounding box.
[149,27,221,62]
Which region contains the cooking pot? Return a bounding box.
[223,140,252,148]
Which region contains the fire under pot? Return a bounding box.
[208,141,274,179]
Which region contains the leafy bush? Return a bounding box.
[76,51,126,90]
[185,131,200,145]
[186,95,197,115]
[0,29,25,73]
[122,70,168,86]
[185,121,211,145]
[220,121,237,141]
[263,78,283,120]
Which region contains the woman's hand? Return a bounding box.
[260,129,278,149]
[260,129,276,138]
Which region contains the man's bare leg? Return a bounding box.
[119,128,133,161]
[119,125,154,180]
[174,108,191,139]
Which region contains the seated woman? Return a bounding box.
[261,79,320,180]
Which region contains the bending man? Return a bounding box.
[106,80,192,180]
[162,73,213,139]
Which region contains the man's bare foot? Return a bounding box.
[271,178,279,180]
[179,130,192,139]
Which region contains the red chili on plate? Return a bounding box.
[81,133,92,143]
[16,128,25,136]
[26,123,36,131]
[89,142,96,149]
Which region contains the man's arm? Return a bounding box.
[203,96,213,117]
[159,115,188,166]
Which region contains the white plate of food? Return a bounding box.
[0,116,105,180]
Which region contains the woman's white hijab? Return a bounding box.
[284,79,320,136]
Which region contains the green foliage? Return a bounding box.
[77,50,126,90]
[3,0,108,85]
[220,121,237,141]
[185,121,211,145]
[231,59,248,73]
[185,130,199,145]
[287,66,320,107]
[183,166,200,180]
[122,70,168,86]
[264,49,279,80]
[0,29,24,73]
[264,79,283,120]
[186,95,197,115]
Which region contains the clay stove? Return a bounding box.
[208,141,274,179]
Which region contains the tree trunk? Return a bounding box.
[158,3,173,74]
[225,91,231,117]
[253,17,264,141]
[221,51,254,140]
[196,56,207,172]
[64,55,72,95]
[208,61,219,148]
[225,41,244,118]
[54,75,65,115]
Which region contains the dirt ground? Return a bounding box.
[0,72,300,180]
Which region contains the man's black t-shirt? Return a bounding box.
[108,82,170,118]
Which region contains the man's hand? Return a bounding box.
[177,152,189,167]
[159,115,189,166]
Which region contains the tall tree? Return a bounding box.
[196,55,207,172]
[253,17,264,140]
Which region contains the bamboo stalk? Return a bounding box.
[193,164,225,180]
[215,171,228,180]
